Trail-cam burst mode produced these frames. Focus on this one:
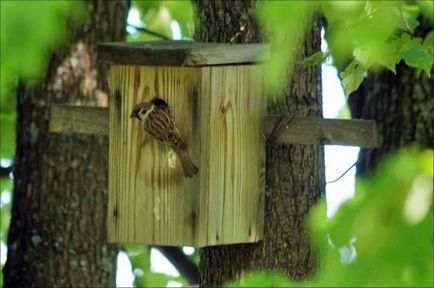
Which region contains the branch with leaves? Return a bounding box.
[127,24,171,40]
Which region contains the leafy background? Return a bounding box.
[228,148,433,287]
[1,0,433,287]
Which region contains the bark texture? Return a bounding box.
[3,1,128,287]
[194,1,324,286]
[349,18,433,175]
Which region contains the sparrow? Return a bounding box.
[130,98,199,178]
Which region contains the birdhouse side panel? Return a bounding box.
[197,65,265,246]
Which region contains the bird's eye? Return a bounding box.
[141,110,146,115]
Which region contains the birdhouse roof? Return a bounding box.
[97,40,269,66]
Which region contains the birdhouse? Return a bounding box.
[98,41,268,247]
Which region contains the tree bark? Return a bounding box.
[194,1,324,286]
[3,1,128,287]
[349,18,433,175]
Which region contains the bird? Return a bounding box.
[130,98,199,178]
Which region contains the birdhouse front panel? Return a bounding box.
[102,41,267,247]
[108,65,201,246]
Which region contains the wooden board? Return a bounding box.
[98,40,269,66]
[108,65,199,246]
[265,116,380,148]
[49,105,108,135]
[197,65,265,245]
[50,106,380,148]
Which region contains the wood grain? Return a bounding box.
[265,116,380,148]
[108,65,199,246]
[50,106,380,148]
[98,40,269,66]
[197,65,265,246]
[49,105,108,135]
[106,64,265,247]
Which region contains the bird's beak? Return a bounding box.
[130,111,137,119]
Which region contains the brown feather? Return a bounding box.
[131,98,198,177]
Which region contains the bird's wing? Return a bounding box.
[145,109,185,148]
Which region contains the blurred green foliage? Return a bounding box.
[1,2,84,286]
[328,1,433,92]
[228,148,433,287]
[0,177,13,287]
[1,1,432,287]
[128,0,194,42]
[0,178,12,240]
[257,1,434,96]
[0,1,84,160]
[123,244,188,287]
[256,1,314,96]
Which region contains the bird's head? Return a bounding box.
[130,98,169,121]
[130,102,152,121]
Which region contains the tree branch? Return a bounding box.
[127,24,171,40]
[153,246,199,285]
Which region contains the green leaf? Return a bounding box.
[423,30,434,55]
[1,178,12,239]
[379,35,408,74]
[133,0,161,16]
[399,36,433,76]
[309,148,433,286]
[1,1,84,100]
[417,0,434,22]
[166,1,194,39]
[398,5,420,33]
[123,245,187,287]
[256,1,316,95]
[0,113,16,160]
[340,60,366,95]
[300,51,329,65]
[378,51,400,74]
[353,47,370,67]
[0,1,84,166]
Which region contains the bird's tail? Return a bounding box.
[173,147,199,178]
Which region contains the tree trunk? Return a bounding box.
[349,18,433,175]
[3,1,128,287]
[194,1,324,286]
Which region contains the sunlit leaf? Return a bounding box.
[417,0,434,22]
[399,36,433,76]
[123,244,150,287]
[398,5,420,33]
[310,148,433,286]
[340,60,366,96]
[232,148,433,288]
[166,0,194,39]
[323,1,402,71]
[123,245,187,287]
[0,1,84,163]
[300,51,329,65]
[0,114,15,160]
[376,37,404,74]
[423,30,434,55]
[0,1,84,100]
[353,47,370,67]
[133,0,161,16]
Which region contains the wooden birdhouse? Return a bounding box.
[98,41,269,247]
